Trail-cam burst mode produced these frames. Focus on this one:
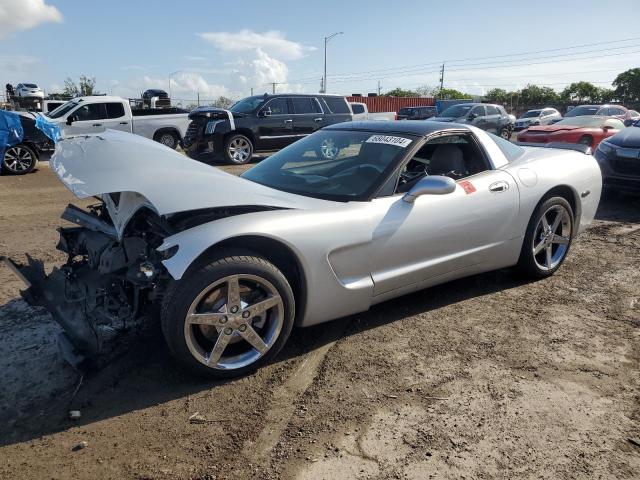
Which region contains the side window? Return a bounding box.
[392,134,490,194]
[597,107,610,116]
[266,97,289,115]
[609,107,625,116]
[292,97,317,114]
[351,104,365,114]
[74,103,107,121]
[486,105,499,115]
[323,96,350,114]
[106,102,125,119]
[471,106,486,117]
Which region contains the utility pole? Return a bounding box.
[250,87,254,96]
[323,32,344,94]
[320,77,324,94]
[271,82,277,94]
[168,70,181,100]
[439,63,445,93]
[377,81,381,96]
[197,92,200,106]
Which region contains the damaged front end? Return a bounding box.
[5,201,174,368]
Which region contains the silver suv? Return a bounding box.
[433,103,514,139]
[514,108,562,131]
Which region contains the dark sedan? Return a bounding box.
[594,123,640,192]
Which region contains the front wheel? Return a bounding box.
[161,254,295,378]
[155,131,179,150]
[224,134,253,164]
[578,135,593,147]
[517,196,574,279]
[2,144,37,175]
[499,128,511,140]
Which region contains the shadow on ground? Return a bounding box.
[0,267,530,448]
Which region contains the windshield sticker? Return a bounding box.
[365,135,412,148]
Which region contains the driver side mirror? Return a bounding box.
[258,107,272,118]
[467,112,478,120]
[402,176,457,203]
[66,115,77,125]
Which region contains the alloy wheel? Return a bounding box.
[320,138,339,159]
[184,274,284,370]
[500,129,510,140]
[3,146,34,173]
[228,138,251,163]
[159,133,176,148]
[532,204,572,271]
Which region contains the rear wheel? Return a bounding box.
[2,144,37,175]
[499,128,511,140]
[224,134,253,164]
[161,254,295,378]
[155,131,179,149]
[517,196,574,279]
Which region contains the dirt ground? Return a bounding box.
[0,155,639,480]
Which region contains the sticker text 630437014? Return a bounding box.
[365,135,413,148]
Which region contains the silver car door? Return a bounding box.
[369,169,519,296]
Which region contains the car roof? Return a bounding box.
[326,120,468,136]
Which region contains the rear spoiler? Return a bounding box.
[516,142,592,155]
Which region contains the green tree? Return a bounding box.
[519,84,559,106]
[560,81,601,103]
[437,88,472,99]
[383,87,418,97]
[414,84,438,97]
[484,88,509,104]
[612,68,640,102]
[211,96,235,109]
[63,75,99,97]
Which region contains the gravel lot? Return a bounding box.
[0,156,639,480]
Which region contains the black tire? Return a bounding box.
[578,135,593,147]
[499,128,511,140]
[2,144,37,175]
[517,196,574,279]
[154,131,179,150]
[223,134,253,164]
[160,254,295,378]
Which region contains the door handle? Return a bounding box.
[92,123,102,127]
[284,119,293,124]
[314,118,323,122]
[489,181,509,192]
[119,122,128,125]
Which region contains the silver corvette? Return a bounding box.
[6,122,602,377]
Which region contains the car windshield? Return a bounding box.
[399,108,416,115]
[24,83,38,88]
[522,110,541,118]
[47,100,79,118]
[555,116,608,127]
[230,96,265,114]
[565,106,599,117]
[241,130,413,201]
[438,104,473,117]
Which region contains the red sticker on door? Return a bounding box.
[459,180,476,194]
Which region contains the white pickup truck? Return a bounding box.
[349,102,397,121]
[46,95,190,149]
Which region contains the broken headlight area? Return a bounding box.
[9,202,173,369]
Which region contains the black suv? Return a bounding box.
[183,93,352,164]
[397,106,437,120]
[142,89,170,108]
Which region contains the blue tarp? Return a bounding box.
[0,110,24,149]
[34,113,62,143]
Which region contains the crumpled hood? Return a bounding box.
[50,130,332,215]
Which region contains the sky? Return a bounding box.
[1,0,639,105]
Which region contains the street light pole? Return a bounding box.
[168,70,181,100]
[323,32,343,94]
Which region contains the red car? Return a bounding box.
[517,116,625,149]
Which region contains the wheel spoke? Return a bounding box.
[187,311,228,326]
[551,210,563,232]
[238,324,268,353]
[226,275,241,311]
[533,240,546,255]
[246,295,281,318]
[552,234,570,245]
[545,246,553,268]
[541,214,550,230]
[207,330,232,366]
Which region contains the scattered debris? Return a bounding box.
[628,438,640,448]
[69,410,81,420]
[384,394,398,399]
[72,441,88,451]
[189,412,208,424]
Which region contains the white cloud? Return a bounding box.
[112,72,231,101]
[198,29,314,61]
[0,0,62,38]
[251,49,289,85]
